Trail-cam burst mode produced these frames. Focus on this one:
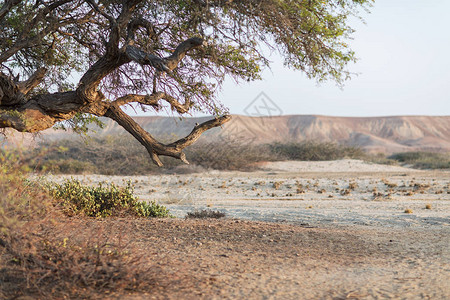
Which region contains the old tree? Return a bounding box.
[0,0,371,166]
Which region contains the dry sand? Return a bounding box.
[46,160,450,299]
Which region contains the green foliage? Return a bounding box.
[388,152,450,169]
[46,179,170,218]
[134,201,172,218]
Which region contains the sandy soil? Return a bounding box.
[45,160,450,299]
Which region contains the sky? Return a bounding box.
[213,0,450,117]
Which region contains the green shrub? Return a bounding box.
[388,152,450,169]
[186,209,226,219]
[46,179,170,218]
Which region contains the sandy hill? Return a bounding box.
[4,115,450,153]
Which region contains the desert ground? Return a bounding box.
[46,159,450,299]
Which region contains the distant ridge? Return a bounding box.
[5,115,450,153]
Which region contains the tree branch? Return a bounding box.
[164,37,207,71]
[168,115,231,149]
[104,104,230,166]
[0,0,22,22]
[0,91,80,132]
[112,91,191,114]
[125,46,171,73]
[17,67,47,95]
[126,17,157,43]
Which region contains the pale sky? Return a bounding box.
[214,0,450,117]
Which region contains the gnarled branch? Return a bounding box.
[104,104,230,166]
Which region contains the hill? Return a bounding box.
[4,115,450,153]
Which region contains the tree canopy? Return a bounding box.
[0,0,371,166]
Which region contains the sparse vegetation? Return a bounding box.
[273,181,283,190]
[388,152,450,169]
[0,153,154,299]
[268,141,366,161]
[186,209,226,219]
[8,136,450,175]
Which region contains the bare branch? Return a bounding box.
[104,104,230,166]
[85,0,115,25]
[77,52,130,102]
[0,91,80,132]
[17,67,47,95]
[169,115,231,150]
[125,46,171,74]
[164,37,207,71]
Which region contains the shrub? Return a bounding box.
[46,179,171,218]
[388,152,450,169]
[186,140,275,171]
[186,209,226,219]
[268,141,365,161]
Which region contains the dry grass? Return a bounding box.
[0,153,155,299]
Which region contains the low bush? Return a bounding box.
[46,178,171,218]
[388,152,450,169]
[186,209,226,219]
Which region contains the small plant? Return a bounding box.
[404,208,413,214]
[425,204,432,210]
[186,209,226,219]
[296,188,305,194]
[273,181,283,190]
[348,182,358,190]
[340,189,351,196]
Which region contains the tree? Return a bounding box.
[0,0,371,166]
